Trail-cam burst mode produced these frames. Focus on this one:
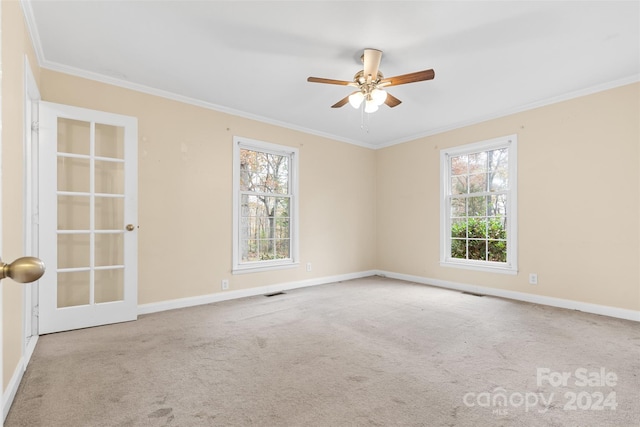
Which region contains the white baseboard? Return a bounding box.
[3,335,39,422]
[376,270,640,322]
[138,270,377,315]
[3,358,24,422]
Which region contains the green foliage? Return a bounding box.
[451,218,507,262]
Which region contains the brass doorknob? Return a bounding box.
[126,224,135,231]
[0,256,46,283]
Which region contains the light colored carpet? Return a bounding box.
[6,277,640,426]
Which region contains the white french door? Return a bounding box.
[38,102,138,334]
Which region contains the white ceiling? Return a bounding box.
[24,1,639,148]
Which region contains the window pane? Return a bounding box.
[468,173,487,193]
[95,233,124,266]
[488,218,507,240]
[467,196,486,216]
[95,160,124,194]
[468,218,487,239]
[488,194,507,217]
[57,118,90,155]
[468,152,487,174]
[451,197,466,217]
[451,239,466,259]
[450,155,468,175]
[488,148,508,172]
[242,239,258,262]
[451,218,467,238]
[239,148,289,194]
[276,239,290,259]
[58,233,90,269]
[489,148,509,191]
[58,157,89,192]
[488,240,507,262]
[468,239,487,261]
[95,197,124,230]
[58,195,90,230]
[95,124,125,159]
[95,268,124,303]
[451,176,467,195]
[241,195,290,248]
[57,271,90,308]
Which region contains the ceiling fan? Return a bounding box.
[307,48,435,113]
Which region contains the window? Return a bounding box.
[232,137,298,273]
[440,135,517,274]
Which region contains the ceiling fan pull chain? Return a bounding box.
[360,103,370,133]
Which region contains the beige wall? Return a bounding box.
[377,82,640,311]
[39,70,378,305]
[2,0,40,390]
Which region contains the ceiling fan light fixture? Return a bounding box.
[348,91,365,108]
[364,99,379,113]
[371,88,387,106]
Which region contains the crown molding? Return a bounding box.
[375,74,640,149]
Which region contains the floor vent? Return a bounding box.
[265,291,286,297]
[461,291,484,297]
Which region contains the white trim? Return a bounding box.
[23,54,41,365]
[40,61,370,149]
[3,357,24,422]
[138,270,376,315]
[232,262,299,275]
[3,334,39,421]
[376,270,640,323]
[137,269,640,321]
[375,74,640,149]
[23,335,38,372]
[439,260,517,275]
[19,0,45,66]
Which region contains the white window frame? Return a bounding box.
[232,136,299,274]
[440,134,518,274]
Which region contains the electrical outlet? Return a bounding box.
[221,279,229,290]
[306,262,312,272]
[529,273,538,285]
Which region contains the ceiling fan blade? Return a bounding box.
[384,93,402,108]
[363,49,382,82]
[331,94,352,108]
[307,77,354,86]
[379,69,435,87]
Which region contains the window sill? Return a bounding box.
[440,260,518,275]
[232,261,299,275]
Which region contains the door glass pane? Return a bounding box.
[95,269,124,303]
[57,118,90,155]
[95,160,124,194]
[95,197,124,230]
[58,234,90,269]
[58,195,90,230]
[95,124,125,159]
[58,157,90,192]
[95,233,124,266]
[57,271,90,308]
